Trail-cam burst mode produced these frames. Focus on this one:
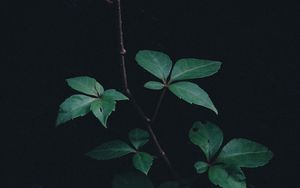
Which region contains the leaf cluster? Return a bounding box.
[86,128,154,175]
[107,122,273,188]
[56,76,128,127]
[56,50,273,188]
[189,121,273,188]
[136,50,221,114]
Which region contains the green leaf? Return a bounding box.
[90,97,116,128]
[194,161,209,174]
[208,165,246,188]
[132,152,154,175]
[216,138,273,168]
[170,58,222,82]
[128,128,150,149]
[103,89,128,101]
[112,172,154,188]
[169,81,218,114]
[144,81,165,90]
[189,121,223,160]
[136,50,172,81]
[86,140,135,160]
[66,76,103,96]
[56,94,97,126]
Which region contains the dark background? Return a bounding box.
[2,0,300,187]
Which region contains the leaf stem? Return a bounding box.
[151,87,167,123]
[115,0,180,180]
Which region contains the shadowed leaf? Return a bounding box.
[112,172,154,188]
[194,161,209,174]
[144,81,165,90]
[132,152,154,175]
[86,140,135,160]
[208,165,246,188]
[128,128,150,149]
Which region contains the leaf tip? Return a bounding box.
[101,122,108,128]
[65,77,71,82]
[211,105,218,115]
[214,109,218,115]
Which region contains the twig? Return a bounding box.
[146,123,181,180]
[126,90,151,123]
[116,0,128,91]
[115,0,180,180]
[151,87,167,123]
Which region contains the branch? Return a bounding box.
[146,123,181,180]
[126,90,151,123]
[115,0,180,180]
[116,0,128,91]
[151,87,167,123]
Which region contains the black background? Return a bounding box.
[2,0,300,187]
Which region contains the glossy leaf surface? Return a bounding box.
[136,50,172,81]
[216,138,273,168]
[170,59,222,82]
[103,89,128,101]
[56,94,96,126]
[169,81,218,114]
[90,97,116,128]
[189,121,223,160]
[194,161,209,174]
[208,165,246,188]
[144,81,165,90]
[86,140,135,160]
[128,128,150,149]
[66,76,103,96]
[132,152,154,175]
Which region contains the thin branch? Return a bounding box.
[115,0,180,180]
[126,90,151,123]
[116,0,128,91]
[151,87,167,123]
[146,123,181,180]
